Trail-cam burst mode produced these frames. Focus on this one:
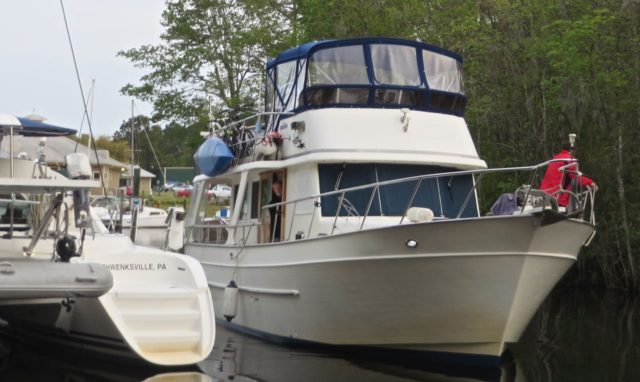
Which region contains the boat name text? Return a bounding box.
[104,263,167,271]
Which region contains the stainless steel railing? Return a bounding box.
[187,159,597,246]
[209,111,294,163]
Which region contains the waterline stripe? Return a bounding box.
[199,251,576,269]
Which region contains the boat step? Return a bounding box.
[140,351,204,365]
[115,287,198,299]
[122,310,200,321]
[134,330,201,344]
[134,330,201,351]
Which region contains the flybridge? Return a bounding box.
[265,37,467,117]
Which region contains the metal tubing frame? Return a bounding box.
[192,158,594,246]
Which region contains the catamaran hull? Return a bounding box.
[0,297,136,359]
[0,235,215,366]
[187,213,593,359]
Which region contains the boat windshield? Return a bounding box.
[422,50,464,93]
[370,44,422,86]
[308,45,369,86]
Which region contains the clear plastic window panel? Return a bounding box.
[265,69,275,112]
[371,45,421,86]
[308,46,369,86]
[294,59,306,109]
[276,60,297,111]
[422,50,465,94]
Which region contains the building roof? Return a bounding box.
[0,136,127,168]
[121,166,156,179]
[0,136,155,178]
[0,114,77,137]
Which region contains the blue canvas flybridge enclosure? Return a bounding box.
[264,37,467,121]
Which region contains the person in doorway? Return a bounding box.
[540,143,597,208]
[269,179,283,241]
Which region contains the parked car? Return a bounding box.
[174,183,193,197]
[162,182,178,192]
[207,184,232,200]
[176,188,191,197]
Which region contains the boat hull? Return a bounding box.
[187,213,593,358]
[0,234,215,366]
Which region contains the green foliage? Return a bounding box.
[119,0,277,123]
[113,115,204,177]
[74,134,130,162]
[296,0,428,40]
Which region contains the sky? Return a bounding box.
[0,0,165,136]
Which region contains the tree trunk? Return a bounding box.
[616,123,635,287]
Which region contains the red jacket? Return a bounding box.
[540,150,594,207]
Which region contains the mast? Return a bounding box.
[130,100,135,191]
[87,79,95,157]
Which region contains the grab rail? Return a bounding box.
[187,158,596,245]
[209,111,294,162]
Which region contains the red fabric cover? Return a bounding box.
[540,150,593,206]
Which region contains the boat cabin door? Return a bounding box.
[259,171,286,243]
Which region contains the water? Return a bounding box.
[0,285,637,381]
[2,230,635,380]
[510,287,640,381]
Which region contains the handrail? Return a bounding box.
[187,158,595,246]
[210,111,295,162]
[261,158,577,210]
[214,111,294,134]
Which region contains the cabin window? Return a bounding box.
[303,87,369,106]
[308,45,368,86]
[371,44,421,86]
[318,163,477,218]
[373,88,425,106]
[188,181,228,244]
[422,50,465,94]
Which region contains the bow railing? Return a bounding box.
[187,159,596,246]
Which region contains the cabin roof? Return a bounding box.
[266,37,463,70]
[0,114,76,137]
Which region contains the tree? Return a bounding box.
[114,115,205,172]
[74,134,130,163]
[119,0,281,123]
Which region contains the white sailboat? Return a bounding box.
[0,115,215,365]
[182,38,596,362]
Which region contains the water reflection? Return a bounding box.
[2,287,636,381]
[0,337,205,381]
[200,325,506,382]
[510,287,640,382]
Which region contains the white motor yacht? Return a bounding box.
[183,38,596,362]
